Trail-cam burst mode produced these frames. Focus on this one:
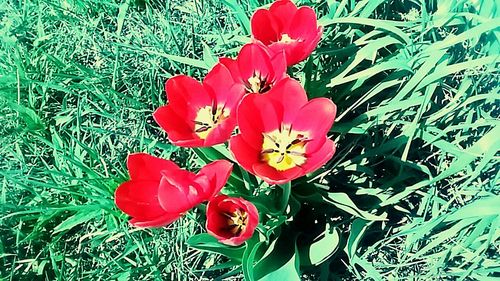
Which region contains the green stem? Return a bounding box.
[278,182,292,214]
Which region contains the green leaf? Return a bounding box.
[187,233,245,261]
[321,191,387,221]
[242,238,264,281]
[254,231,300,281]
[202,40,217,69]
[444,195,500,222]
[278,182,291,214]
[258,252,300,281]
[345,219,371,260]
[300,224,340,266]
[53,209,101,234]
[221,0,251,35]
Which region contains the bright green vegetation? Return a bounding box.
[1,0,498,280]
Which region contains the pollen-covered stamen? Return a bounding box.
[277,33,299,44]
[246,72,273,94]
[194,120,211,133]
[193,105,229,139]
[223,209,249,235]
[261,128,309,171]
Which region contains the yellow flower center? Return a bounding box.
[246,72,272,94]
[278,33,297,44]
[194,105,229,139]
[261,126,309,171]
[224,209,248,235]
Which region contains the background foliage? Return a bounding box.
[0,0,498,280]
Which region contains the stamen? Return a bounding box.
[223,210,248,236]
[263,134,280,148]
[261,128,309,171]
[278,33,298,44]
[246,73,273,94]
[287,151,305,156]
[276,154,284,163]
[195,126,211,133]
[193,105,229,139]
[261,148,276,154]
[194,120,209,126]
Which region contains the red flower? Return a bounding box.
[153,70,244,147]
[251,0,323,66]
[115,153,233,227]
[206,195,259,246]
[229,78,336,185]
[217,42,287,94]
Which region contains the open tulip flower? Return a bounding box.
[115,153,233,227]
[154,70,244,147]
[229,78,336,185]
[217,42,287,94]
[251,0,323,66]
[206,195,259,246]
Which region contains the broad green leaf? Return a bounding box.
[242,239,264,281]
[345,219,370,260]
[444,195,500,222]
[322,191,387,221]
[187,233,245,261]
[300,224,340,266]
[258,252,300,281]
[254,231,299,281]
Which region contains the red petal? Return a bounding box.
[303,26,323,54]
[251,9,280,44]
[270,26,322,66]
[301,138,336,174]
[115,180,166,220]
[237,43,274,85]
[204,117,237,147]
[166,75,213,111]
[196,160,234,199]
[235,95,265,150]
[229,135,260,175]
[127,153,179,181]
[239,93,282,135]
[160,165,197,189]
[269,0,298,31]
[173,138,206,147]
[269,41,301,66]
[157,177,202,214]
[288,6,319,40]
[293,98,336,150]
[269,49,288,81]
[130,212,181,228]
[223,84,247,112]
[205,69,245,111]
[219,58,242,82]
[252,162,303,185]
[266,78,308,125]
[206,195,232,240]
[153,105,198,144]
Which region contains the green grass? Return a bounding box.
[1,0,499,280]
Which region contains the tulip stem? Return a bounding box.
[278,182,291,214]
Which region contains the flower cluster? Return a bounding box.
[115,0,335,246]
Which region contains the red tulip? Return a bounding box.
[229,78,336,185]
[251,0,323,66]
[153,70,244,147]
[217,42,287,94]
[206,195,259,246]
[115,153,233,227]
